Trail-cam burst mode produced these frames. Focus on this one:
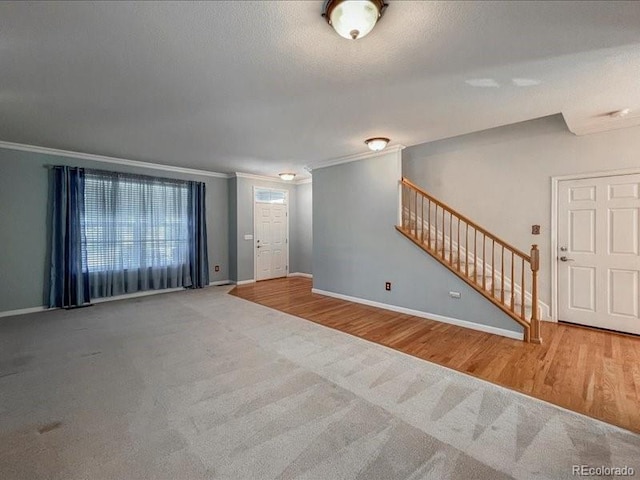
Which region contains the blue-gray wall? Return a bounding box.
[0,147,229,312]
[291,182,312,275]
[312,150,522,335]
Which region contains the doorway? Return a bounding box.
[556,173,640,334]
[254,187,289,281]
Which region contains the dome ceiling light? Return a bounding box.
[279,173,296,181]
[365,137,390,151]
[322,0,388,40]
[609,109,631,118]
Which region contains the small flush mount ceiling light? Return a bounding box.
[322,0,388,40]
[609,108,631,118]
[365,137,390,151]
[279,173,296,181]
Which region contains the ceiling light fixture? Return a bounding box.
[609,109,631,118]
[322,0,388,40]
[365,137,390,151]
[279,173,296,181]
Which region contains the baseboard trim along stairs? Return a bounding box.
[311,288,524,341]
[397,177,542,343]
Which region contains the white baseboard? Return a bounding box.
[0,305,52,319]
[0,281,231,319]
[235,279,256,285]
[287,272,313,278]
[539,303,554,322]
[311,288,524,341]
[91,287,186,304]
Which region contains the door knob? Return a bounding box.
[559,256,574,262]
[560,246,567,252]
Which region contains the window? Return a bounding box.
[255,188,287,204]
[83,172,189,272]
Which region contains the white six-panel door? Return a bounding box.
[255,203,287,281]
[558,174,640,334]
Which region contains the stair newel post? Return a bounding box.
[530,244,542,344]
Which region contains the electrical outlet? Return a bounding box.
[532,225,541,235]
[214,265,220,272]
[385,282,391,291]
[449,291,461,299]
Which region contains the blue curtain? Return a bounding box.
[84,170,192,297]
[49,168,209,303]
[49,166,91,308]
[188,181,209,288]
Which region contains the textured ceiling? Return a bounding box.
[1,1,640,176]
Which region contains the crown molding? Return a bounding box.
[233,172,312,185]
[0,140,231,178]
[234,172,284,182]
[308,144,406,171]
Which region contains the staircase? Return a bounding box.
[396,177,542,343]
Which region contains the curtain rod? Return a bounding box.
[42,164,200,185]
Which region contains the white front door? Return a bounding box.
[255,203,287,281]
[558,174,640,334]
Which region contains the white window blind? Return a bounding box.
[83,172,189,272]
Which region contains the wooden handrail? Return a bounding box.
[398,177,541,344]
[401,177,531,261]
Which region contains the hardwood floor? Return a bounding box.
[230,277,640,433]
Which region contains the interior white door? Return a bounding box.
[558,174,640,334]
[255,203,287,281]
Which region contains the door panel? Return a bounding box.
[569,266,596,311]
[609,269,638,318]
[255,199,288,281]
[558,174,640,334]
[255,204,272,281]
[609,208,638,255]
[609,183,639,199]
[569,209,595,253]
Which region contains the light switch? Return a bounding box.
[244,234,253,240]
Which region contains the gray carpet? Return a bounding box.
[0,287,638,480]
